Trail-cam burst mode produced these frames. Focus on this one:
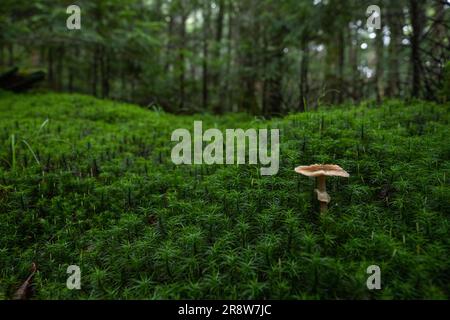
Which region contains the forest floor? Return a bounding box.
[0,92,448,299]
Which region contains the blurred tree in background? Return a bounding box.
[0,0,449,115]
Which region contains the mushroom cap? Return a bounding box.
[294,164,350,178]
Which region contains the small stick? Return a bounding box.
[13,262,37,300]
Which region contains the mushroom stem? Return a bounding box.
[295,164,349,216]
[320,201,327,214]
[317,175,326,191]
[317,176,328,214]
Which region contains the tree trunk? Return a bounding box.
[267,37,284,116]
[178,13,187,110]
[432,0,447,94]
[237,0,258,114]
[375,12,384,104]
[40,46,45,67]
[213,0,225,113]
[0,45,4,66]
[262,33,269,115]
[68,66,74,93]
[264,3,287,116]
[410,0,423,98]
[8,44,14,66]
[202,2,210,111]
[165,15,174,73]
[216,0,225,44]
[68,46,79,93]
[56,45,65,91]
[299,33,309,112]
[92,46,98,97]
[337,30,345,104]
[349,24,360,103]
[121,61,127,99]
[101,46,110,98]
[47,46,54,88]
[222,0,233,113]
[386,8,402,98]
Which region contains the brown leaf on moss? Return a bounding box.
[13,262,37,300]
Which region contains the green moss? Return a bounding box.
[0,93,448,299]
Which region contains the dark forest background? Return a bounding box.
[1,0,449,116]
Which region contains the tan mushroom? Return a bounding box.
[294,164,349,214]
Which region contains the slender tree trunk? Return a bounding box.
[324,42,337,105]
[8,44,14,66]
[68,46,79,93]
[68,66,74,93]
[348,24,359,103]
[165,15,174,73]
[92,46,98,97]
[40,46,45,67]
[386,8,402,97]
[30,49,39,68]
[213,0,225,113]
[375,13,384,104]
[410,0,423,98]
[216,0,225,45]
[267,34,284,116]
[222,0,233,113]
[237,0,258,114]
[48,47,54,88]
[99,47,104,97]
[202,2,210,111]
[337,30,345,104]
[106,52,110,97]
[299,33,309,112]
[121,62,127,99]
[179,13,187,110]
[131,66,136,101]
[262,33,269,115]
[189,10,197,96]
[56,45,65,91]
[101,46,110,98]
[0,45,4,66]
[433,0,447,89]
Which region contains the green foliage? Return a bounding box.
[0,93,448,299]
[1,0,447,113]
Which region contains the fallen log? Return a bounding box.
[0,67,45,92]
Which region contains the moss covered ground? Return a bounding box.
[0,92,448,299]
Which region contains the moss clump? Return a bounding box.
[0,93,449,299]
